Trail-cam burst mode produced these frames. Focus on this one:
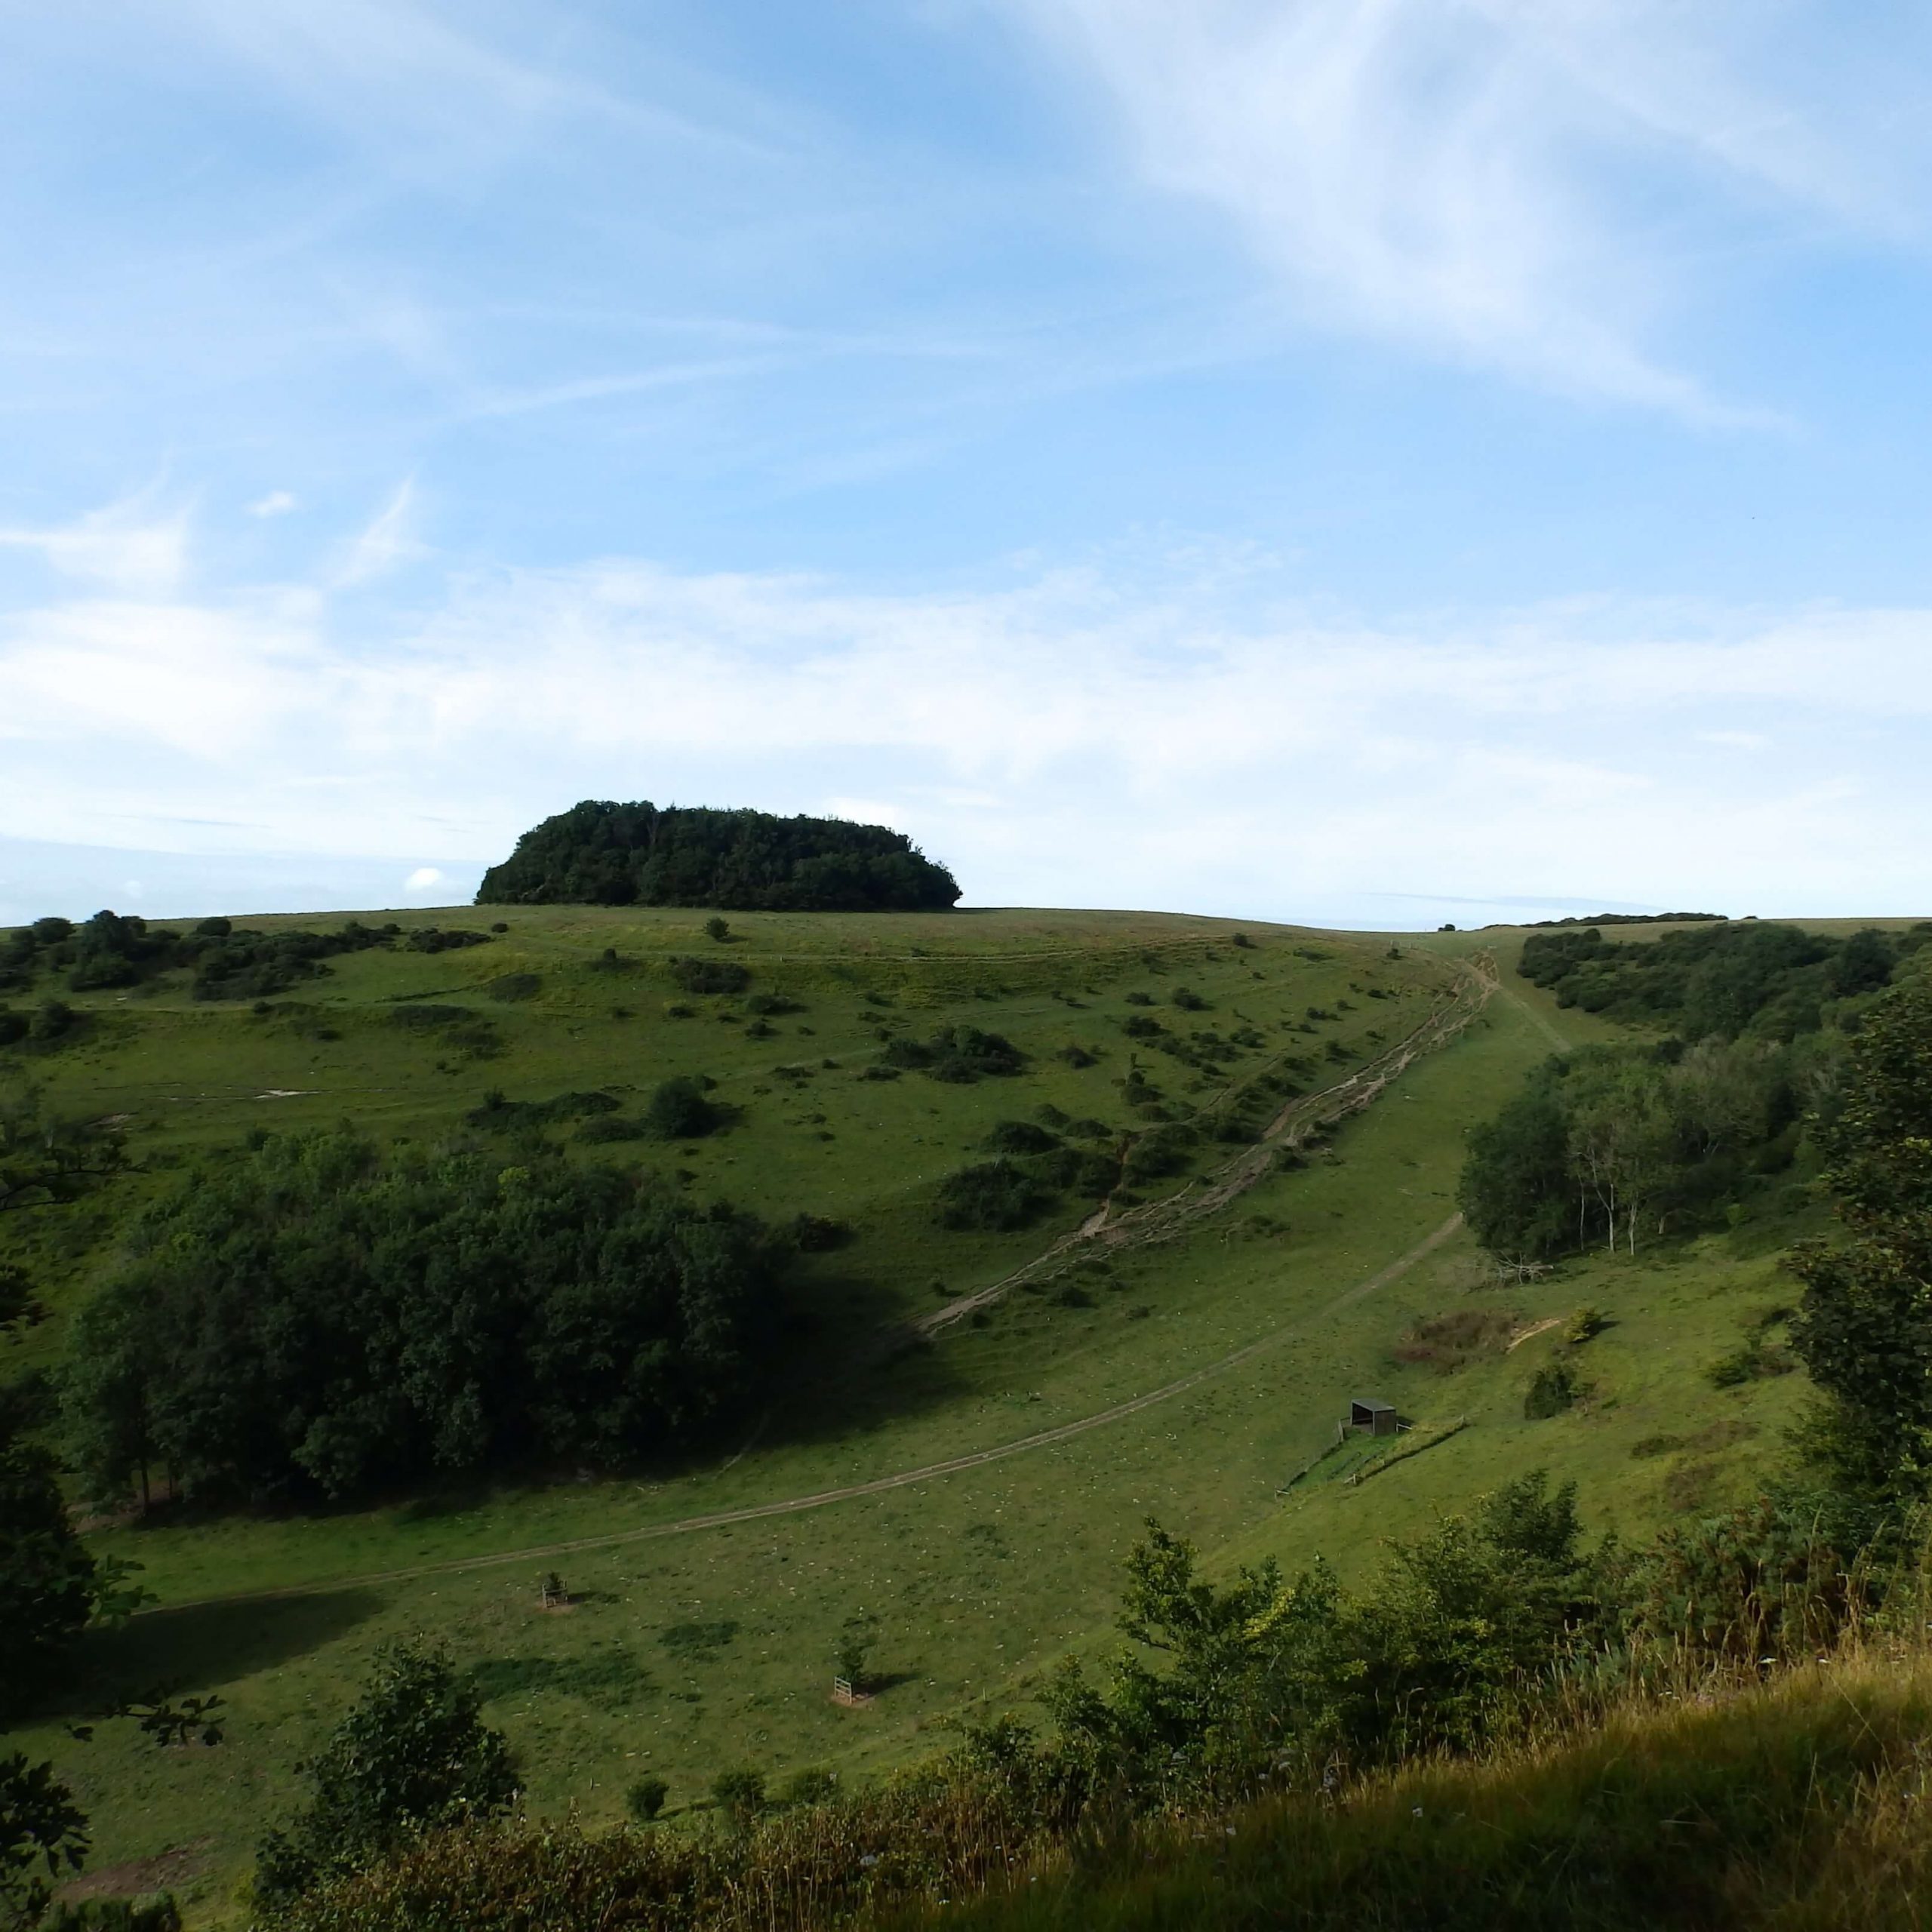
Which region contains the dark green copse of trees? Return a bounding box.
[1789,977,1932,1500]
[1518,919,1927,1038]
[475,800,961,912]
[64,1132,787,1506]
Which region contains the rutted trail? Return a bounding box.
[921,954,1494,1335]
[139,1213,1465,1616]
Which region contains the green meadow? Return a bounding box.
[1,906,1824,1918]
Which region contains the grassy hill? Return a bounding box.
[0,904,1850,1920]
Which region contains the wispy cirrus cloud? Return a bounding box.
[996,0,1932,413]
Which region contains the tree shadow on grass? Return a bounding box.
[44,1587,384,1720]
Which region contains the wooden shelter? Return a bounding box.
[1349,1398,1399,1438]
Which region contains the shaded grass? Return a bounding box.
[899,1649,1932,1932]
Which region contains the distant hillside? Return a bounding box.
[476,799,961,911]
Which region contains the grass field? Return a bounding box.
[0,906,1829,1920]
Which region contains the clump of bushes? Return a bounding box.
[644,1076,723,1140]
[877,1026,1024,1083]
[936,1160,1045,1231]
[670,956,751,997]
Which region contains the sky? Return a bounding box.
[4,0,1932,931]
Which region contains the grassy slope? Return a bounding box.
[0,909,1827,1918]
[894,1646,1932,1932]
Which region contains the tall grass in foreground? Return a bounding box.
[272,1641,1932,1931]
[902,1647,1932,1932]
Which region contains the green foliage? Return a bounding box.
[624,1776,668,1823]
[642,1076,722,1140]
[670,957,751,997]
[1459,1038,1804,1260]
[1523,1361,1585,1419]
[1518,919,1928,1038]
[1031,1474,1609,1806]
[834,1613,878,1687]
[1,1750,89,1931]
[1789,976,1932,1499]
[62,1132,785,1504]
[255,1639,517,1909]
[880,1027,1024,1083]
[0,1400,126,1718]
[935,1161,1045,1232]
[475,800,961,912]
[704,916,731,943]
[709,1768,766,1832]
[0,1089,124,1219]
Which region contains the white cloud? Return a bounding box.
[0,490,192,595]
[248,491,299,518]
[334,479,423,586]
[997,0,1927,410]
[403,866,446,891]
[1,534,1930,921]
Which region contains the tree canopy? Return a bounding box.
[1516,919,1929,1038]
[63,1131,789,1506]
[475,800,961,912]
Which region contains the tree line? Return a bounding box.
[475,799,961,912]
[2,911,495,1004]
[1517,918,1928,1038]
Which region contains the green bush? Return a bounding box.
[642,1076,721,1140]
[710,1768,767,1832]
[936,1160,1045,1232]
[255,1640,516,1907]
[1524,1361,1586,1419]
[624,1775,668,1823]
[670,957,750,997]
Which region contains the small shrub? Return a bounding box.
[669,956,750,997]
[1524,1361,1586,1419]
[29,998,75,1041]
[710,1767,766,1831]
[1124,991,1153,1006]
[1171,986,1206,1011]
[703,915,731,942]
[626,1774,668,1823]
[1058,1044,1098,1069]
[1121,1014,1162,1040]
[983,1120,1060,1155]
[789,1214,851,1253]
[1564,1305,1607,1344]
[643,1077,721,1140]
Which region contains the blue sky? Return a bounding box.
[4,0,1932,928]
